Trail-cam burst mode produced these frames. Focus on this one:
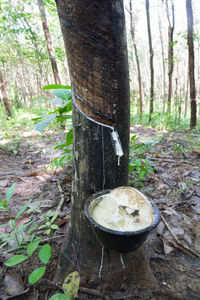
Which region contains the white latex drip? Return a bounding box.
[111,130,124,166]
[120,253,126,280]
[99,246,104,278]
[120,253,125,269]
[118,156,120,166]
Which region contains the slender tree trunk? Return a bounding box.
[54,0,157,289]
[129,0,143,119]
[145,0,154,122]
[166,0,175,113]
[184,71,189,118]
[174,77,178,123]
[158,1,166,113]
[0,70,12,117]
[19,14,43,91]
[186,0,197,128]
[37,0,61,85]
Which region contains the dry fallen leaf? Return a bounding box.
[5,271,25,296]
[193,149,200,156]
[27,172,40,177]
[162,239,174,255]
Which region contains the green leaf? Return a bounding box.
[16,198,33,220]
[50,213,58,224]
[53,89,71,101]
[42,84,71,90]
[0,241,10,249]
[38,224,48,230]
[27,237,41,256]
[28,266,46,284]
[34,114,57,132]
[5,255,28,266]
[28,224,38,234]
[6,183,16,202]
[65,129,73,147]
[62,271,80,299]
[0,199,8,211]
[58,100,72,114]
[8,219,15,230]
[56,116,71,122]
[49,294,70,300]
[44,229,51,235]
[51,224,59,230]
[50,98,63,106]
[39,244,51,264]
[138,170,146,180]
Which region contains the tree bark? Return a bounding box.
[158,1,166,113]
[129,0,143,119]
[54,0,157,290]
[0,69,12,117]
[186,0,197,128]
[145,0,154,123]
[165,0,175,113]
[37,0,61,85]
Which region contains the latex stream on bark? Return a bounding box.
[72,85,124,165]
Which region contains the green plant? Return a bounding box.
[0,184,52,284]
[0,141,20,155]
[129,135,155,185]
[33,84,73,171]
[172,143,186,157]
[38,210,59,235]
[33,84,72,132]
[0,183,33,250]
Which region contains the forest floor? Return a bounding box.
[0,125,200,300]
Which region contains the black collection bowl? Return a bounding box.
[84,188,160,253]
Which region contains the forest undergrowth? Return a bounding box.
[0,113,200,299]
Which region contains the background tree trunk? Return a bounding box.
[166,0,175,113]
[129,0,143,119]
[145,0,154,122]
[37,0,61,85]
[158,1,166,113]
[186,0,197,128]
[54,0,157,290]
[0,69,12,117]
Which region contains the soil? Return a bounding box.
[0,126,200,300]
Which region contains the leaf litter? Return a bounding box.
[0,126,200,299]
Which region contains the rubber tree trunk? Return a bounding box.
[145,0,154,123]
[0,70,12,117]
[54,0,157,290]
[129,0,143,119]
[166,0,175,113]
[158,1,166,113]
[186,0,197,128]
[184,73,189,118]
[37,0,61,85]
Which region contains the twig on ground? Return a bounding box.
[45,290,49,300]
[149,157,194,165]
[56,181,65,212]
[40,234,65,243]
[79,286,103,297]
[161,214,200,258]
